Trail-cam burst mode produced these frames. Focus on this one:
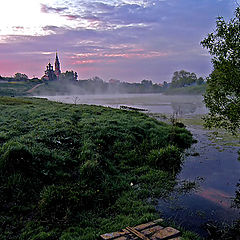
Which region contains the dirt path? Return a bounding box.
[26,83,45,93]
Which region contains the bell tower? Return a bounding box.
[54,52,61,80]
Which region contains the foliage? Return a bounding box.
[14,72,29,80]
[0,97,194,239]
[170,70,205,88]
[32,78,165,95]
[141,79,153,86]
[60,71,78,81]
[164,84,206,95]
[201,7,240,133]
[233,182,240,209]
[147,145,182,172]
[0,80,40,96]
[1,74,166,95]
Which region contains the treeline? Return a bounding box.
[0,73,41,83]
[77,77,166,94]
[1,69,206,95]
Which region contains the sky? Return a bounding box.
[0,0,238,83]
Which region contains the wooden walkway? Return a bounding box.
[100,219,181,240]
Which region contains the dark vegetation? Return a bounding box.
[170,70,205,88]
[0,96,195,239]
[164,84,206,95]
[1,69,206,97]
[199,7,240,238]
[163,70,206,95]
[34,77,166,95]
[0,77,41,96]
[201,7,240,133]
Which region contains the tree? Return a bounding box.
[201,7,240,133]
[74,72,78,81]
[171,70,198,88]
[60,71,78,81]
[14,73,28,80]
[141,79,153,86]
[196,77,204,85]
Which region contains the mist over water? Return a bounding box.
[39,93,208,115]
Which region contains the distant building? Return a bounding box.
[42,52,61,81]
[54,52,61,80]
[43,62,56,81]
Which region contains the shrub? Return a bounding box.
[147,145,182,173]
[168,128,193,149]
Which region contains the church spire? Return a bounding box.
[55,51,61,80]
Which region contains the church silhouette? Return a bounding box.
[42,52,61,81]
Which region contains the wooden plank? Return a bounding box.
[126,226,151,240]
[151,227,181,240]
[141,226,164,237]
[134,222,157,231]
[100,229,130,239]
[100,219,180,240]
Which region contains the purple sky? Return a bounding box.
[0,0,238,83]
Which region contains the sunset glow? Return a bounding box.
[0,0,238,81]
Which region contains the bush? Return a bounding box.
[147,145,182,173]
[168,128,193,149]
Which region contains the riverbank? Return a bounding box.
[163,85,206,95]
[152,113,240,238]
[35,94,240,238]
[0,96,196,240]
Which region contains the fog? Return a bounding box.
[38,93,208,116]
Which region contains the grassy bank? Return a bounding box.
[0,97,197,239]
[0,81,39,96]
[164,85,206,95]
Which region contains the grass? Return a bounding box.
[0,96,195,239]
[164,85,206,95]
[0,81,38,96]
[178,115,240,147]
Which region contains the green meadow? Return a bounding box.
[0,97,198,239]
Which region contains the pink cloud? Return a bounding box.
[41,4,68,14]
[71,51,169,63]
[72,59,117,65]
[64,14,80,20]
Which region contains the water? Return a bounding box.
[40,93,208,115]
[42,93,240,236]
[157,126,240,236]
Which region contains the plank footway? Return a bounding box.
[100,219,181,240]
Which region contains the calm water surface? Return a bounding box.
[41,93,208,115]
[157,126,240,236]
[42,93,239,236]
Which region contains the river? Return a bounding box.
[40,93,240,237]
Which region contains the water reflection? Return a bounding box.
[157,126,240,236]
[196,187,231,209]
[171,102,199,115]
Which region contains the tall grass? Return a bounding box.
[0,97,194,239]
